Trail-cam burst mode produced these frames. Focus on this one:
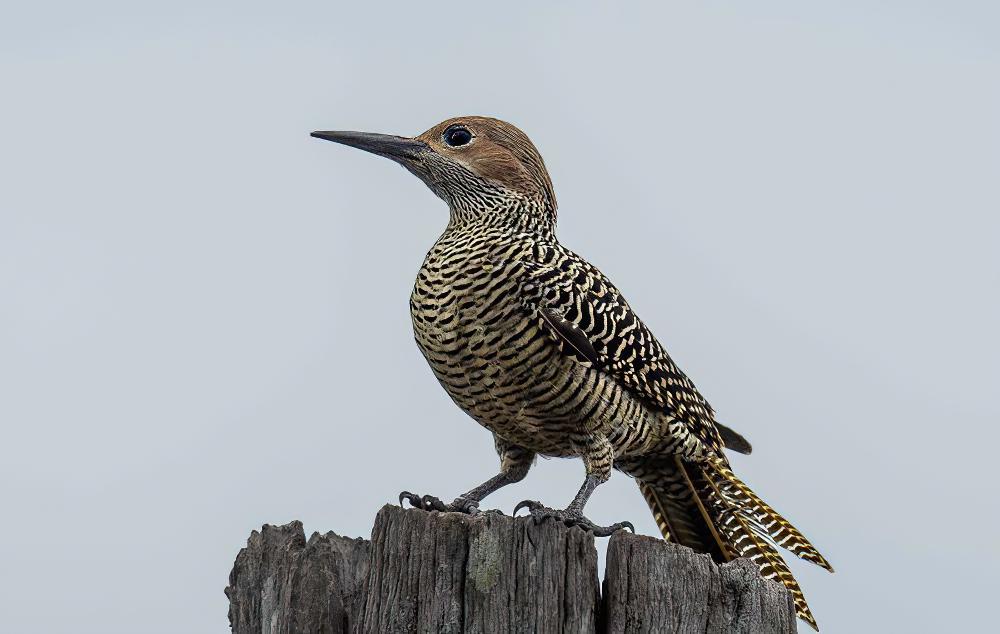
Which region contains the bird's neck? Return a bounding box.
[446,197,557,239]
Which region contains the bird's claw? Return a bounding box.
[397,491,480,515]
[512,499,539,517]
[399,491,423,508]
[512,499,634,537]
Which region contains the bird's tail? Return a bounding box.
[636,456,833,631]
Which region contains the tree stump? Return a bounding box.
[226,505,797,633]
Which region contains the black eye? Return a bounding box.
[443,125,473,147]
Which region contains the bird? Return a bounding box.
[312,116,833,630]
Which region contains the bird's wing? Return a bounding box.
[502,246,728,455]
[714,421,752,454]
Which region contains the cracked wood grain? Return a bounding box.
[227,506,796,633]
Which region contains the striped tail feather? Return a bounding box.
[705,457,834,572]
[692,461,822,631]
[637,460,731,563]
[636,456,832,631]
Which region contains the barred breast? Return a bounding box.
[410,225,662,460]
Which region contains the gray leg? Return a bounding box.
[400,442,534,515]
[513,435,633,537]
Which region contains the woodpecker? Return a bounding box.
[312,117,833,629]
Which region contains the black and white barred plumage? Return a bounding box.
[314,116,833,630]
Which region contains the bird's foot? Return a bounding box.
[512,500,634,537]
[398,491,481,515]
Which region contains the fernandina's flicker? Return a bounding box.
[312,117,833,629]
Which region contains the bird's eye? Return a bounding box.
[443,125,473,147]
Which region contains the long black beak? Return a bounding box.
[310,130,428,162]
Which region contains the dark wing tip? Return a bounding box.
[715,422,752,454]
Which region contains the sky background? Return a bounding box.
[2,2,998,632]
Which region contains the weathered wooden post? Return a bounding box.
[227,506,796,633]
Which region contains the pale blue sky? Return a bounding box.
[2,2,998,632]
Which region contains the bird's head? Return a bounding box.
[312,116,556,229]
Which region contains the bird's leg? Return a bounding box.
[513,435,633,537]
[399,444,534,515]
[399,471,517,514]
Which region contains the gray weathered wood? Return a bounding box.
[226,521,370,633]
[227,508,797,633]
[362,504,599,633]
[602,532,797,633]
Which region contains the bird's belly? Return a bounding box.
[411,300,584,456]
[411,299,660,459]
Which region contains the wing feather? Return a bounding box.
[506,248,726,453]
